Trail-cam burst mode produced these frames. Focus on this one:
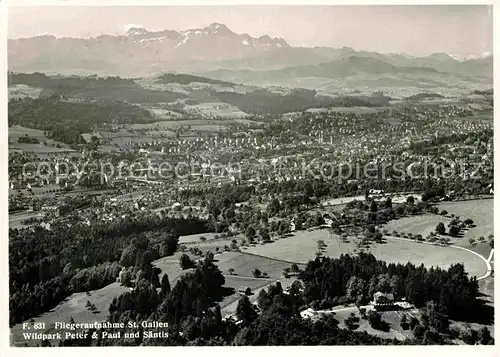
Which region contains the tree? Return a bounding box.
[291,263,300,273]
[304,182,314,198]
[478,326,493,345]
[425,301,449,333]
[406,196,415,205]
[257,289,272,310]
[440,210,448,216]
[268,198,281,215]
[464,219,474,226]
[179,254,195,270]
[367,311,389,331]
[245,226,256,242]
[205,251,214,263]
[478,236,486,244]
[346,276,366,304]
[400,314,409,330]
[252,269,262,278]
[236,295,258,327]
[260,228,271,243]
[435,222,446,235]
[345,312,360,330]
[228,268,235,276]
[317,240,325,251]
[384,197,392,209]
[448,225,460,237]
[469,238,476,247]
[409,317,420,330]
[370,200,378,213]
[160,273,171,296]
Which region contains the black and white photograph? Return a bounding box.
[4,2,496,348]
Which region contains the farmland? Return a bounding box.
[9,125,73,153]
[9,143,76,153]
[184,102,250,118]
[8,84,42,99]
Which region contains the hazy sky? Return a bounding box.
[8,5,493,56]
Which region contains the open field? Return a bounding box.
[148,107,183,119]
[333,308,415,341]
[437,199,493,240]
[244,229,488,278]
[308,106,383,114]
[8,84,43,100]
[214,251,303,279]
[178,232,220,244]
[383,214,450,239]
[9,210,45,230]
[382,198,493,254]
[110,191,147,202]
[9,125,49,141]
[184,102,250,118]
[10,282,130,346]
[218,276,273,313]
[129,118,261,131]
[9,125,72,150]
[9,143,76,153]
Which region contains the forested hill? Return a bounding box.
[8,72,185,103]
[8,96,154,145]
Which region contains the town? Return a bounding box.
[7,6,495,349]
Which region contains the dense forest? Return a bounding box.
[9,214,209,325]
[156,73,235,87]
[299,253,480,321]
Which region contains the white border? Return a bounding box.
[0,1,498,357]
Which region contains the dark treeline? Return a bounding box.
[156,73,235,87]
[9,214,209,325]
[214,89,390,115]
[300,253,480,321]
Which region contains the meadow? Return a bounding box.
[383,214,450,239]
[437,199,493,239]
[244,229,488,278]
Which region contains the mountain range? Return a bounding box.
[8,23,493,84]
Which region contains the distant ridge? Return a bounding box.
[8,23,493,79]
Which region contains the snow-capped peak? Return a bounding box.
[126,27,148,36]
[448,52,492,61]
